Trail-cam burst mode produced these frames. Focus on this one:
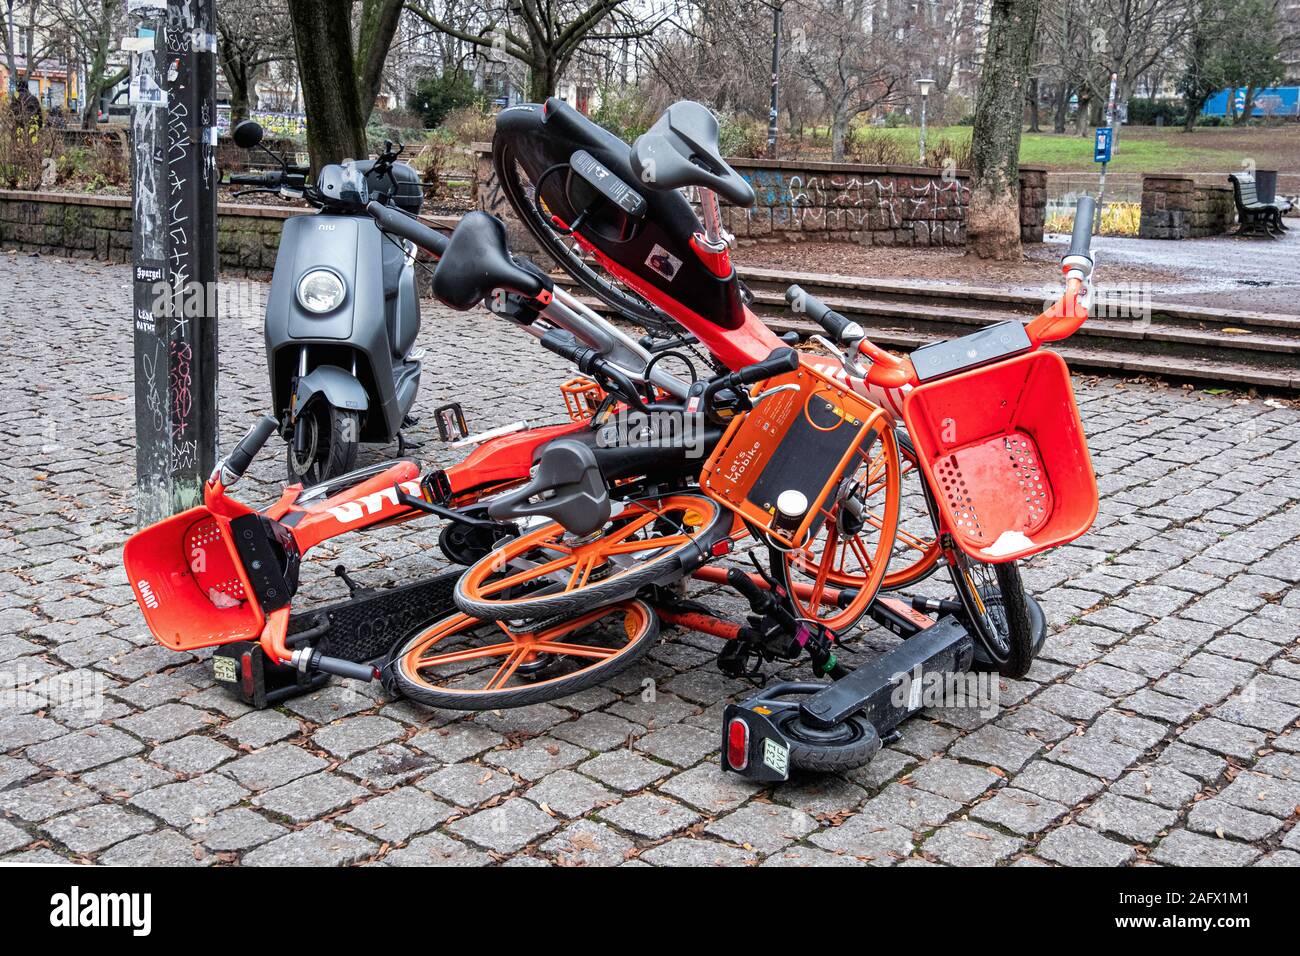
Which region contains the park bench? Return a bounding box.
[1228,172,1292,237]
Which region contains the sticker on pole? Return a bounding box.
[1093,127,1113,164]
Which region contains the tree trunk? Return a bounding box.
[355,0,403,123]
[967,0,1039,261]
[1028,76,1040,131]
[287,0,366,170]
[219,55,251,124]
[830,112,847,161]
[527,59,558,103]
[1235,86,1255,125]
[1053,84,1068,133]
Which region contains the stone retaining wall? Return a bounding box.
[1139,174,1235,240]
[0,190,293,273]
[0,190,456,280]
[473,144,1047,247]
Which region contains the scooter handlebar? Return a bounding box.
[224,415,279,482]
[1068,196,1096,260]
[365,200,450,258]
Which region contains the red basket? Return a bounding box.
[901,350,1098,563]
[123,506,266,651]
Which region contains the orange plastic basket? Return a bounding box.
[122,506,266,651]
[901,350,1098,563]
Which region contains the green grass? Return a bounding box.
[855,124,1300,173]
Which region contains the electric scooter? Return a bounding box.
[228,120,427,485]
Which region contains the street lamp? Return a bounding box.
[917,78,935,165]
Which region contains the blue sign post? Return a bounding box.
[1093,127,1113,164]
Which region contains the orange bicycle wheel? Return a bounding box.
[387,600,659,710]
[454,493,729,621]
[776,423,902,631]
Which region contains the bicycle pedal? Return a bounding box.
[434,402,469,442]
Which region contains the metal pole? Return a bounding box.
[1094,71,1117,235]
[131,0,219,524]
[767,3,781,159]
[919,95,927,165]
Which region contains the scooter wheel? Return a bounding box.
[770,709,882,774]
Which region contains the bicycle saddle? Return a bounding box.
[431,211,549,311]
[630,101,756,208]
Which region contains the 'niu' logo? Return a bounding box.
[327,480,422,524]
[50,886,152,936]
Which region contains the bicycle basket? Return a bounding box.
[701,359,892,548]
[123,506,266,651]
[902,349,1098,563]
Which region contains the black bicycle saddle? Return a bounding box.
[431,211,550,311]
[629,101,756,208]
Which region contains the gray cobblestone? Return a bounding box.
[6,257,1300,866]
[1035,824,1135,866]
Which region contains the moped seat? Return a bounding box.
[431,211,550,311]
[630,102,756,208]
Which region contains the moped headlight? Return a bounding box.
[296,269,345,314]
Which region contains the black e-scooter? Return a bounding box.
[228,120,427,484]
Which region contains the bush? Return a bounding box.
[590,86,657,142]
[442,105,496,145]
[847,128,907,165]
[408,71,483,129]
[925,135,971,170]
[0,98,55,189]
[408,128,461,198]
[717,112,767,158]
[1127,98,1185,126]
[1196,114,1226,127]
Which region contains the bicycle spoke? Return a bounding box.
[418,641,517,668]
[530,641,619,660]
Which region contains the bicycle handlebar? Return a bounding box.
[365,200,450,258]
[707,347,799,398]
[785,285,862,343]
[1069,196,1096,259]
[539,329,651,413]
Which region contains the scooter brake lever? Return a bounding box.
[392,485,507,531]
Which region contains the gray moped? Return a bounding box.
[229,120,425,484]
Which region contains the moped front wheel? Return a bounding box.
[286,404,359,486]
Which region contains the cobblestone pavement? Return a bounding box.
[2,253,1298,867]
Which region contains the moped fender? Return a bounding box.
[294,365,369,416]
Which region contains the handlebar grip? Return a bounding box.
[539,329,586,365]
[229,172,277,186]
[785,285,856,341]
[365,200,450,258]
[311,654,378,682]
[726,567,768,608]
[1069,197,1096,258]
[731,347,799,387]
[224,415,278,481]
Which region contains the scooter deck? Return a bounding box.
[721,595,1047,782]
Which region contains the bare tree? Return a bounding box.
[216,0,293,123]
[49,0,126,127]
[406,0,676,102]
[789,0,901,160]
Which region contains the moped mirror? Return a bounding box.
[233,119,264,150]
